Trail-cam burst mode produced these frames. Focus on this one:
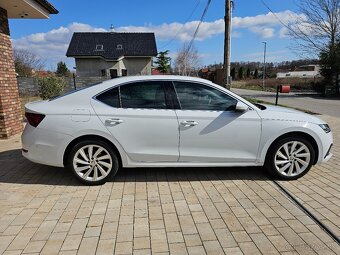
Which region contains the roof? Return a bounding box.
[66,32,157,60]
[34,0,59,14]
[0,0,58,18]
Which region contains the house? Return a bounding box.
[0,0,58,139]
[66,32,157,78]
[277,65,321,79]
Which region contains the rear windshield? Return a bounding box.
[49,82,102,101]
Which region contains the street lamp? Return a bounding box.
[262,41,267,89]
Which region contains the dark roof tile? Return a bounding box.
[66,32,157,60]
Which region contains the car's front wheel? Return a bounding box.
[265,136,315,180]
[67,140,119,185]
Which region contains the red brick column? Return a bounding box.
[0,7,23,138]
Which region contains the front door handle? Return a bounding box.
[105,118,124,125]
[181,120,199,127]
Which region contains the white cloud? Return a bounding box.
[279,27,289,38]
[249,27,275,38]
[231,31,242,38]
[243,50,292,62]
[13,22,106,69]
[12,10,304,69]
[118,19,225,42]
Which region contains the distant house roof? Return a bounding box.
[66,32,157,60]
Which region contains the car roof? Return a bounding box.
[99,75,214,86]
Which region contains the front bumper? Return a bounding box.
[316,130,333,164]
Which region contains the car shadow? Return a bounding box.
[0,149,271,186]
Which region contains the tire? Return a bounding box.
[265,136,315,180]
[66,139,119,185]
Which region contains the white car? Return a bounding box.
[22,76,333,185]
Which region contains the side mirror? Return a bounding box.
[235,101,249,112]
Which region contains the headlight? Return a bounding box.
[319,124,331,133]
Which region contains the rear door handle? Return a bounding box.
[105,118,124,125]
[181,120,199,127]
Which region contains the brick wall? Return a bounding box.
[0,7,23,138]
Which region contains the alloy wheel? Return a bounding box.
[274,141,311,177]
[73,145,113,182]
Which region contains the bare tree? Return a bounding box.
[13,49,45,77]
[287,0,340,56]
[174,44,201,76]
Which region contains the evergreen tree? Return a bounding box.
[320,41,340,94]
[230,67,236,80]
[246,68,251,78]
[238,67,244,80]
[155,50,171,73]
[254,69,258,79]
[56,61,70,77]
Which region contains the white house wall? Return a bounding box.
[123,57,152,76]
[75,58,118,77]
[75,57,152,77]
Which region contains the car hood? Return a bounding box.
[257,104,324,124]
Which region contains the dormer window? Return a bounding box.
[95,44,103,51]
[117,44,123,50]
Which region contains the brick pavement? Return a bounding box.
[0,116,339,254]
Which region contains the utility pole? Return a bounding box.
[262,41,267,89]
[223,0,232,89]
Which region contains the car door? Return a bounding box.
[173,81,262,163]
[91,80,179,162]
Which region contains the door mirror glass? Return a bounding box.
[235,101,249,112]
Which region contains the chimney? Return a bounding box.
[109,24,115,33]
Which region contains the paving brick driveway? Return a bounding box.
[0,116,339,255]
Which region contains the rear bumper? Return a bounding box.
[21,124,71,167]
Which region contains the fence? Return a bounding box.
[17,76,111,96]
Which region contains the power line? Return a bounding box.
[260,0,291,30]
[158,0,203,50]
[185,0,212,54]
[260,0,321,51]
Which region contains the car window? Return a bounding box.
[120,81,167,109]
[174,82,238,111]
[96,87,120,108]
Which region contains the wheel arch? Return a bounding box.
[264,131,319,165]
[63,134,123,167]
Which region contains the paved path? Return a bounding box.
[232,88,340,118]
[0,117,339,254]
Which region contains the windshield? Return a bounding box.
[49,82,102,101]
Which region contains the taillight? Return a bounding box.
[25,112,45,127]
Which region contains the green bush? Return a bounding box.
[38,76,66,99]
[312,81,326,94]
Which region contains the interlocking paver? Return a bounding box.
[0,115,340,254]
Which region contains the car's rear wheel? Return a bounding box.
[67,140,119,185]
[265,136,315,180]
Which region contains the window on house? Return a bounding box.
[117,44,123,50]
[101,69,106,77]
[110,69,118,79]
[95,44,103,50]
[122,69,127,76]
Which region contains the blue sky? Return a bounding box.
[10,0,302,70]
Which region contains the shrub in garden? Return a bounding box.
[38,76,66,99]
